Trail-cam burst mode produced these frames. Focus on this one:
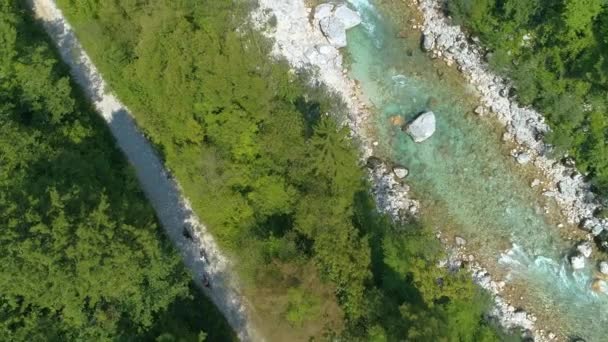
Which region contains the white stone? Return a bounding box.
[516,152,531,165]
[455,236,467,246]
[570,253,586,270]
[406,111,436,143]
[319,16,347,48]
[393,166,409,179]
[599,261,608,275]
[592,225,604,237]
[314,3,334,21]
[334,4,361,30]
[576,241,593,258]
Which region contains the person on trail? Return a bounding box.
[182,226,193,240]
[200,248,208,264]
[202,274,211,288]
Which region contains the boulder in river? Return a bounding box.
[392,165,409,179]
[599,261,608,275]
[515,151,531,165]
[314,3,334,20]
[404,111,436,143]
[570,253,586,270]
[389,115,405,126]
[316,3,361,48]
[576,241,593,258]
[455,236,467,246]
[422,32,435,51]
[334,4,361,29]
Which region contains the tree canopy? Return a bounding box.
[0,1,232,340]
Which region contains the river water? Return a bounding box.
[345,0,608,339]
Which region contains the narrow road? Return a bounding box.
[28,1,258,340]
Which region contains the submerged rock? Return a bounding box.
[422,32,435,51]
[591,279,608,294]
[455,236,467,246]
[389,115,405,126]
[404,111,436,143]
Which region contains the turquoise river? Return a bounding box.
[345,0,608,340]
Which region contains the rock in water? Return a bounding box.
[422,32,435,51]
[393,166,409,179]
[404,111,436,143]
[570,253,586,270]
[576,241,593,258]
[455,236,467,246]
[389,115,405,126]
[319,16,347,48]
[599,261,608,275]
[334,4,361,29]
[316,3,361,48]
[516,151,531,165]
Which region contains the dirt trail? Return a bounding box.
[28,1,259,340]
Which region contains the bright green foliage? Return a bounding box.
[284,288,321,326]
[449,0,608,196]
[0,1,232,340]
[347,194,506,341]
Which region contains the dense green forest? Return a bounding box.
[0,1,233,341]
[448,0,608,201]
[52,0,510,340]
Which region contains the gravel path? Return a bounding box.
[28,1,259,340]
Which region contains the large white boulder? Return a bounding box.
[314,3,334,21]
[570,253,586,270]
[405,111,436,143]
[319,16,347,48]
[315,3,361,48]
[393,166,409,179]
[576,241,593,258]
[334,4,362,29]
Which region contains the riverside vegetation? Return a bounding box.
[3,0,514,340]
[0,1,233,341]
[448,0,608,202]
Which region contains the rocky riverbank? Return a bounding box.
[416,0,608,240]
[252,0,548,339]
